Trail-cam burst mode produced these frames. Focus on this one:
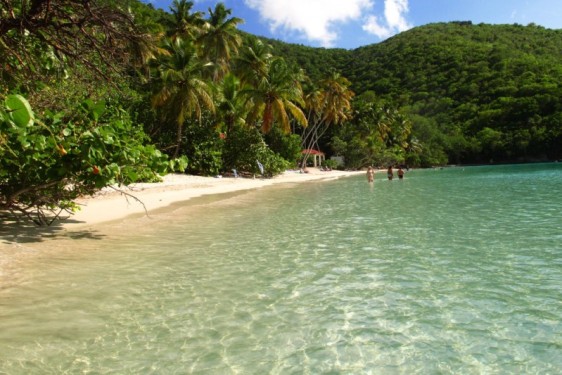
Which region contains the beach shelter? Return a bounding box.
[301,149,325,167]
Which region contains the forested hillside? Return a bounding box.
[269,22,562,164]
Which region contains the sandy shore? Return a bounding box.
[1,167,364,233]
[69,168,363,227]
[0,168,363,281]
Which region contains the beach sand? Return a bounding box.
[0,168,363,279]
[67,168,363,227]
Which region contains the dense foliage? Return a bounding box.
[0,95,184,224]
[274,22,562,164]
[2,0,560,224]
[0,0,182,223]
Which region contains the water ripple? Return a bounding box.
[1,164,561,373]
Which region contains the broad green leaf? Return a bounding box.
[92,101,106,118]
[5,95,34,127]
[82,99,106,121]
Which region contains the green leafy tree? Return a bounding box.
[182,115,224,176]
[216,73,247,133]
[222,126,289,176]
[332,98,419,168]
[151,38,215,158]
[264,126,302,166]
[0,95,185,225]
[242,58,307,133]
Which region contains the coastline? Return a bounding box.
[1,168,363,241]
[68,168,364,228]
[0,168,362,284]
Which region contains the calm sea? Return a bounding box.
[0,163,561,374]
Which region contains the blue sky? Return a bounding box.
[143,0,562,49]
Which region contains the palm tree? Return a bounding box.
[151,38,215,158]
[391,112,413,149]
[126,10,169,79]
[169,0,205,41]
[233,38,273,87]
[217,73,247,133]
[378,106,412,148]
[242,57,307,134]
[319,71,354,125]
[198,2,243,81]
[301,71,354,163]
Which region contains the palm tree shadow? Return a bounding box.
[0,214,106,245]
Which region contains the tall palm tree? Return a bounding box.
[151,38,215,158]
[233,38,273,87]
[301,71,354,159]
[217,73,247,133]
[125,7,169,79]
[242,57,307,134]
[392,112,413,149]
[198,2,243,81]
[319,71,354,125]
[169,0,205,41]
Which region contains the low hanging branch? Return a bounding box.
[1,178,73,226]
[1,180,151,226]
[107,186,150,218]
[0,0,154,84]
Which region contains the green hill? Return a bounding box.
[268,22,562,163]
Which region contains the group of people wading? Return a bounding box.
[366,166,405,183]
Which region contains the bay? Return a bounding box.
[0,163,561,374]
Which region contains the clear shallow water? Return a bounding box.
[1,163,561,374]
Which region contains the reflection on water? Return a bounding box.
[1,164,561,373]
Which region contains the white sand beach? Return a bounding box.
[0,168,363,282]
[68,168,363,228]
[1,167,364,235]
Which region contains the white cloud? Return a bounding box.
[363,0,412,39]
[385,0,411,30]
[244,0,374,47]
[362,15,390,39]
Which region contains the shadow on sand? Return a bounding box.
[0,213,107,245]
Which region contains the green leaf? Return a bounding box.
[82,99,106,121]
[82,130,94,139]
[91,101,106,121]
[5,95,34,127]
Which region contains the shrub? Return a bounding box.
[182,119,224,176]
[0,95,186,224]
[223,126,289,177]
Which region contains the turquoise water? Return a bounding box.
[0,163,561,373]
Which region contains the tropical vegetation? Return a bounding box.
[1,1,561,224]
[269,21,562,165]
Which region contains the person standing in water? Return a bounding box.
[398,167,405,179]
[366,166,375,183]
[387,166,394,180]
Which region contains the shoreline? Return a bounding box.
[0,168,363,285]
[69,168,364,228]
[1,168,364,240]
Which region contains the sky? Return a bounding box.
[143,0,562,49]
